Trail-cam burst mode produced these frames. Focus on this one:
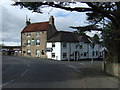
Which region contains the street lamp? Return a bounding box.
[102,18,106,71]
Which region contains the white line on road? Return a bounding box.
[68,65,81,72]
[20,68,28,77]
[79,63,85,65]
[28,64,30,67]
[0,79,15,88]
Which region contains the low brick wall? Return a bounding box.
[105,62,120,77]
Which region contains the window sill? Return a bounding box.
[36,45,40,46]
[27,45,30,47]
[27,36,30,37]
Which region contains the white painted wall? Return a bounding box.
[46,42,61,60]
[61,42,78,60]
[46,42,102,61]
[46,42,79,60]
[88,43,102,59]
[46,43,51,59]
[78,42,89,59]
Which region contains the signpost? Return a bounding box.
[45,48,53,52]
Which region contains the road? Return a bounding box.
[1,55,119,88]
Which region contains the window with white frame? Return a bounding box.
[52,53,55,58]
[27,32,31,37]
[81,53,83,56]
[91,43,95,48]
[63,53,67,58]
[84,52,86,57]
[27,40,31,46]
[92,51,95,56]
[31,38,35,45]
[79,43,82,49]
[96,51,98,56]
[27,49,31,56]
[36,32,40,37]
[36,39,40,46]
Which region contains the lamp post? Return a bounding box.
[102,18,106,71]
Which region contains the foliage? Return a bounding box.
[103,21,116,50]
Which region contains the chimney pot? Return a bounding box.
[49,16,54,25]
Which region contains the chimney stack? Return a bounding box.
[26,15,31,26]
[49,16,54,25]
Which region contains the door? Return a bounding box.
[75,52,77,60]
[36,50,40,57]
[74,51,79,61]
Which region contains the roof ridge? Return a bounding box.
[21,21,49,33]
[31,21,49,24]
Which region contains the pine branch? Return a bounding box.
[70,25,103,32]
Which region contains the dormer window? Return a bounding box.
[27,32,31,37]
[52,42,55,47]
[63,43,67,48]
[36,32,40,37]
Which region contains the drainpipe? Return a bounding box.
[102,18,105,71]
[61,42,62,60]
[87,43,89,58]
[69,42,71,61]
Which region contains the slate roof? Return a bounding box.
[91,38,101,44]
[21,22,49,33]
[77,34,92,43]
[47,31,79,42]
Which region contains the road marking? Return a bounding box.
[79,63,85,65]
[28,64,30,67]
[68,65,81,72]
[0,79,15,87]
[20,68,28,77]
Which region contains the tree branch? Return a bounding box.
[13,2,93,12]
[70,25,103,32]
[86,2,117,27]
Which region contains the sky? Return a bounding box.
[0,0,101,46]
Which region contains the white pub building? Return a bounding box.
[46,31,102,61]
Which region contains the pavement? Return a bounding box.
[1,55,119,88]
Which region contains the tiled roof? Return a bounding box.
[47,31,79,42]
[21,22,49,33]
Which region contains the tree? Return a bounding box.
[12,2,120,63]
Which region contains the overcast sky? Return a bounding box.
[0,0,100,46]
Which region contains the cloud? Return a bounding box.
[86,31,102,38]
[2,6,25,46]
[50,7,88,31]
[1,1,89,46]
